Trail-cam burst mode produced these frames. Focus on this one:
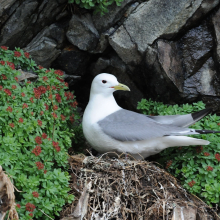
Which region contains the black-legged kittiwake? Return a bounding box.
[82,73,220,159]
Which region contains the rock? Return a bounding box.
[124,0,219,53]
[172,206,197,220]
[0,0,39,48]
[180,21,213,78]
[23,24,64,68]
[183,58,218,100]
[92,0,135,33]
[17,69,38,82]
[52,47,90,76]
[157,40,184,93]
[66,14,99,52]
[109,25,142,65]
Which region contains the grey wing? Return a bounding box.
[97,109,197,142]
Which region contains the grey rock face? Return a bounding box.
[124,0,218,53]
[66,14,99,52]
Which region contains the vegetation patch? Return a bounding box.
[0,46,77,219]
[137,99,220,207]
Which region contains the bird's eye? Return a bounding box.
[102,80,107,84]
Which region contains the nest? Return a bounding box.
[60,154,220,220]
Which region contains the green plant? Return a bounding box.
[0,46,77,219]
[137,99,220,207]
[68,0,124,15]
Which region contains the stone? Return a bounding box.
[92,0,135,33]
[124,0,218,53]
[109,25,142,65]
[180,21,213,78]
[23,24,64,68]
[66,14,99,52]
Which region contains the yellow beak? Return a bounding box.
[114,83,130,91]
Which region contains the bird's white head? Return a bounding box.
[90,73,130,97]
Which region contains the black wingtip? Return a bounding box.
[195,129,220,134]
[192,108,212,121]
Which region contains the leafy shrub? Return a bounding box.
[0,46,77,219]
[137,99,220,206]
[68,0,124,15]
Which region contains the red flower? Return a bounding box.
[35,161,44,170]
[52,86,56,90]
[215,153,220,162]
[35,136,42,145]
[70,101,78,108]
[4,89,11,96]
[14,77,18,81]
[53,105,58,110]
[46,85,50,91]
[31,111,34,116]
[12,96,15,99]
[207,166,213,171]
[44,103,49,110]
[22,103,28,109]
[9,123,14,128]
[32,146,41,156]
[54,70,64,76]
[204,152,210,156]
[37,120,42,126]
[51,112,57,118]
[52,141,59,147]
[70,114,75,123]
[45,70,50,73]
[38,86,46,94]
[6,106,12,112]
[44,170,47,174]
[40,111,44,115]
[24,52,30,58]
[0,46,8,50]
[12,85,17,89]
[27,81,31,84]
[16,204,21,208]
[2,74,7,80]
[56,76,64,82]
[29,213,33,217]
[166,160,172,169]
[25,203,35,212]
[0,85,2,90]
[61,114,66,121]
[188,180,196,187]
[65,82,68,87]
[21,92,25,97]
[42,133,47,139]
[30,97,34,103]
[7,61,15,70]
[32,191,39,198]
[196,146,203,154]
[48,94,52,100]
[38,65,44,69]
[33,88,41,99]
[55,94,61,103]
[0,61,5,65]
[43,76,48,81]
[18,118,23,123]
[55,146,61,152]
[14,51,21,57]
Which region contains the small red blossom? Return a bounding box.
[38,86,46,94]
[70,101,78,108]
[55,146,61,152]
[215,153,220,162]
[7,61,15,70]
[70,114,75,123]
[65,92,74,100]
[207,166,213,171]
[2,74,7,80]
[0,46,8,50]
[32,146,42,156]
[4,88,11,96]
[53,105,58,110]
[33,88,41,99]
[25,203,36,212]
[32,191,39,198]
[31,111,34,116]
[42,133,47,139]
[38,65,44,69]
[6,106,12,112]
[35,136,42,145]
[196,146,203,154]
[12,85,17,89]
[218,123,220,126]
[22,103,28,109]
[52,86,56,90]
[46,85,50,91]
[40,111,44,115]
[0,85,2,90]
[45,70,50,73]
[14,51,21,57]
[51,112,57,118]
[35,161,44,170]
[166,160,172,169]
[21,92,25,97]
[16,204,21,208]
[18,118,24,123]
[61,114,66,121]
[44,170,47,174]
[12,96,15,99]
[204,152,210,156]
[55,94,61,103]
[30,97,34,103]
[56,76,64,82]
[14,77,18,81]
[0,61,5,65]
[44,103,49,110]
[64,82,68,87]
[52,141,59,147]
[54,70,64,76]
[29,213,33,217]
[24,52,30,58]
[48,94,53,100]
[9,123,14,128]
[43,76,48,81]
[27,81,31,84]
[48,138,51,141]
[37,120,42,126]
[188,180,196,187]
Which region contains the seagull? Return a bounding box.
[82,73,220,159]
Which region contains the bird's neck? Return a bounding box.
[86,93,121,123]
